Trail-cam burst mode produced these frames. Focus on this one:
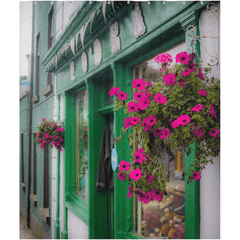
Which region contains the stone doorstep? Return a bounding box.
[30,194,37,207]
[39,208,50,225]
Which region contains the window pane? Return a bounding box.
[75,90,88,201]
[133,42,187,238]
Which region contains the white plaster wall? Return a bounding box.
[199,2,220,239]
[67,210,89,239]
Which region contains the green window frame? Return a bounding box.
[64,85,89,226]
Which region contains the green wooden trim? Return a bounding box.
[125,232,142,239]
[97,104,114,115]
[185,142,200,239]
[65,196,89,226]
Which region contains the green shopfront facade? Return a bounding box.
[23,1,220,239]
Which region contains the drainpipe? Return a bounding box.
[27,1,35,228]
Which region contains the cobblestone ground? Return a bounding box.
[20,215,37,239]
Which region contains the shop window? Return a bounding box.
[75,89,88,201]
[132,42,188,238]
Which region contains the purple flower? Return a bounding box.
[128,101,138,112]
[129,169,142,181]
[132,78,145,91]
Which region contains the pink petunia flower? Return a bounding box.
[178,114,191,126]
[171,119,182,128]
[133,92,144,100]
[117,172,126,181]
[164,73,176,85]
[38,139,41,142]
[119,160,130,171]
[123,117,132,129]
[128,101,139,112]
[134,151,144,164]
[197,68,205,81]
[192,172,201,181]
[150,189,163,201]
[117,91,128,101]
[154,53,168,63]
[209,104,217,118]
[42,118,46,121]
[191,126,204,138]
[109,87,120,96]
[136,148,144,154]
[55,136,58,140]
[47,122,50,126]
[129,169,142,181]
[50,136,54,138]
[178,81,188,88]
[181,68,192,77]
[159,128,170,139]
[191,104,204,112]
[37,132,41,136]
[146,173,154,185]
[52,141,55,145]
[59,148,62,152]
[198,89,207,96]
[59,137,63,142]
[176,51,191,64]
[132,78,145,91]
[139,192,152,204]
[187,61,197,72]
[138,96,150,110]
[54,124,57,128]
[153,128,162,137]
[154,93,167,104]
[127,186,134,198]
[142,115,157,132]
[209,129,220,137]
[130,116,140,126]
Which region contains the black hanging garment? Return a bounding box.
[96,125,114,191]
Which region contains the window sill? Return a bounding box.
[30,194,37,207]
[43,84,53,96]
[20,182,26,191]
[65,195,89,225]
[32,95,39,103]
[39,207,50,225]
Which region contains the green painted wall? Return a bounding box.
[20,92,30,217]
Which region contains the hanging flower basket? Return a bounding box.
[35,118,64,152]
[111,51,220,203]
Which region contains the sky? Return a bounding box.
[20,1,32,77]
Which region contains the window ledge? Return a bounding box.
[30,194,37,207]
[43,84,53,96]
[20,182,26,191]
[32,95,39,103]
[39,207,50,225]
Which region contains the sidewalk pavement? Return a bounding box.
[20,215,37,239]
